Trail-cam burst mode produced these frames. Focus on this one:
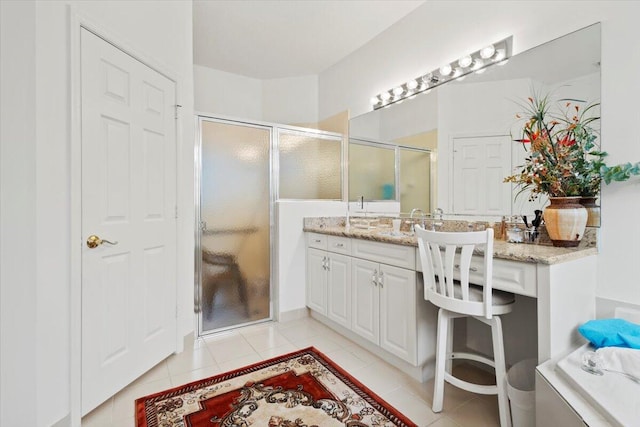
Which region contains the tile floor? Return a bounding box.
[82,317,501,427]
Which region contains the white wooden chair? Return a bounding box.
[415,226,515,427]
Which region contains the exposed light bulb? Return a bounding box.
[493,49,506,62]
[439,64,452,76]
[458,55,473,68]
[472,58,484,70]
[371,36,511,110]
[480,44,496,59]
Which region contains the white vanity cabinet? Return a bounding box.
[306,233,428,368]
[305,223,599,383]
[351,258,379,344]
[306,234,352,329]
[352,258,417,363]
[306,247,328,314]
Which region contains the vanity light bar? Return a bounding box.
[370,36,513,110]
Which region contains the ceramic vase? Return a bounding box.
[579,196,600,227]
[543,197,588,247]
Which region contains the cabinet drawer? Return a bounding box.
[327,236,351,254]
[307,232,327,250]
[469,257,536,297]
[352,239,415,270]
[416,251,537,297]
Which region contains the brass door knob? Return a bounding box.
[86,235,118,249]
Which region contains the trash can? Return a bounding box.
[507,358,537,427]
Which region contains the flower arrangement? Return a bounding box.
[504,92,640,200]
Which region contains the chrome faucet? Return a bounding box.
[432,208,444,230]
[410,208,426,231]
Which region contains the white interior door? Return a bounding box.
[80,28,177,414]
[452,135,512,215]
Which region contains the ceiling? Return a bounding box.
[193,0,425,79]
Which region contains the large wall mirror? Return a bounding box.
[349,23,601,223]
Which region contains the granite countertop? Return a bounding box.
[303,218,598,265]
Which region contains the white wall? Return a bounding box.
[0,2,38,426]
[380,91,438,142]
[319,1,640,306]
[262,75,318,125]
[0,1,194,425]
[194,64,263,119]
[437,78,532,213]
[194,65,319,125]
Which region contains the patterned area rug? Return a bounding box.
[136,346,416,427]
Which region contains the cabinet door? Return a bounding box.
[327,253,352,329]
[351,258,379,345]
[306,248,327,315]
[379,264,417,364]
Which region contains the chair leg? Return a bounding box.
[491,316,512,427]
[432,308,449,413]
[445,317,454,374]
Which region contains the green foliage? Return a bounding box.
[601,162,640,185]
[505,90,639,199]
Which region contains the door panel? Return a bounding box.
[306,248,327,315]
[351,258,379,344]
[452,136,511,215]
[327,253,351,328]
[81,28,177,414]
[379,265,417,364]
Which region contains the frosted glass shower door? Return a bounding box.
[198,119,272,334]
[349,142,396,201]
[399,148,432,213]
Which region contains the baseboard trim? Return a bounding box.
[278,307,309,323]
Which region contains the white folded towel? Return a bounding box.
[596,346,640,380]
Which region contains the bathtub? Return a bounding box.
[556,343,639,427]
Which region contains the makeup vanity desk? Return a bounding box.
[303,217,598,371]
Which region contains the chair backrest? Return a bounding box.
[415,226,495,318]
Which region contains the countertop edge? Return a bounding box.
[303,226,598,265]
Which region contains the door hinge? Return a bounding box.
[175,205,178,219]
[174,104,182,119]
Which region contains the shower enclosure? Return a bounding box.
[196,118,272,333]
[349,138,434,212]
[196,117,343,335]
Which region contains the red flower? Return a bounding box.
[558,135,576,146]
